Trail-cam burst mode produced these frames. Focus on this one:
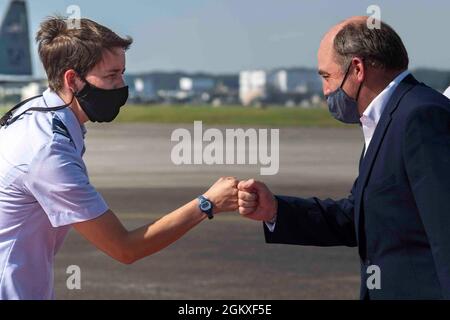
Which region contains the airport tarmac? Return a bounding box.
[54,123,364,300]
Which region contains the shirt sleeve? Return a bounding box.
[24,136,108,227]
[264,216,277,232]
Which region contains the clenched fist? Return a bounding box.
[237,179,278,222]
[204,177,239,214]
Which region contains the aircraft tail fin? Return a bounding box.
[0,0,32,76]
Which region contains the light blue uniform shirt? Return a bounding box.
[0,89,108,300]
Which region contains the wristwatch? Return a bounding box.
[198,195,214,220]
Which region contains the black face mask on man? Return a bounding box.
[74,78,129,123]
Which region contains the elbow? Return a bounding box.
[114,248,139,265]
[116,247,158,264]
[111,234,140,265]
[118,255,136,265]
[116,252,139,265]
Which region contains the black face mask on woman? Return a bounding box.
[74,79,129,123]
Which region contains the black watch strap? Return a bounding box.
[198,195,214,219]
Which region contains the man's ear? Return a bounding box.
[352,57,365,83]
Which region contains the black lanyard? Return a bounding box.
[0,95,70,128]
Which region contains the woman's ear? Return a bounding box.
[64,69,80,93]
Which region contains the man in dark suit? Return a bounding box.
[237,16,450,299]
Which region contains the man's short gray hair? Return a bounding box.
[333,19,409,71]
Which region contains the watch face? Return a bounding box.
[201,201,212,211]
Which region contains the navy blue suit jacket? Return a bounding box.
[264,74,450,299]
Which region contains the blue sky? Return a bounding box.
[1,0,449,76]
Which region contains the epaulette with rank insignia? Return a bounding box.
[52,117,73,142]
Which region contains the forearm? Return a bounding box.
[124,199,206,263]
[265,195,356,247]
[75,177,238,264]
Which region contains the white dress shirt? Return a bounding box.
[266,69,411,232]
[444,86,450,99]
[360,70,410,155]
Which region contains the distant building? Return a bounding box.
[126,68,324,107]
[126,72,239,105]
[179,77,215,103]
[268,69,322,94]
[126,73,181,103]
[239,68,322,106]
[129,76,157,103]
[239,70,267,106]
[179,77,215,93]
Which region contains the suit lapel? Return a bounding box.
[359,144,365,172]
[354,74,419,246]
